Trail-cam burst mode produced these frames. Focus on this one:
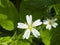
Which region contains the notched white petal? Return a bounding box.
[23,29,30,39]
[53,18,57,21]
[54,23,58,26]
[17,23,28,29]
[52,24,56,28]
[52,23,58,28]
[32,28,40,38]
[43,21,48,25]
[46,24,51,30]
[32,19,42,27]
[26,15,32,25]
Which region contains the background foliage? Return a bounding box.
[0,0,60,45]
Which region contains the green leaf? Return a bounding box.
[9,39,31,45]
[0,14,7,20]
[0,0,19,24]
[54,4,60,18]
[0,0,5,7]
[40,30,51,45]
[1,20,14,31]
[0,36,12,45]
[6,1,19,22]
[17,40,30,45]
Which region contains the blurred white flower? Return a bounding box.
[17,15,42,39]
[43,18,58,30]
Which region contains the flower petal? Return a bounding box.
[26,15,32,25]
[32,19,42,27]
[53,18,57,21]
[43,20,48,24]
[32,28,40,38]
[52,23,58,28]
[17,23,28,29]
[46,24,51,30]
[23,29,30,39]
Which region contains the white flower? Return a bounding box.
[17,15,42,39]
[43,18,58,30]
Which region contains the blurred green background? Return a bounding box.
[0,0,60,45]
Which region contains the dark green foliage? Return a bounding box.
[0,0,60,45]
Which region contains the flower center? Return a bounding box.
[28,25,33,30]
[49,20,53,25]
